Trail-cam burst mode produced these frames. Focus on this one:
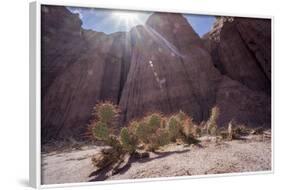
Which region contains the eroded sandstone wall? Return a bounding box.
[41,6,271,142]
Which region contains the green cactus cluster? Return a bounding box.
[92,121,109,141]
[150,128,170,150]
[91,102,202,155]
[94,102,119,127]
[133,113,170,150]
[120,127,138,154]
[90,102,124,157]
[90,102,225,171]
[168,116,182,142]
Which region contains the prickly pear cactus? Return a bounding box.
[94,102,119,126]
[92,121,109,141]
[168,116,182,141]
[120,128,138,154]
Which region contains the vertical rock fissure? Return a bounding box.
[117,45,131,104]
[236,24,271,94]
[167,23,205,121]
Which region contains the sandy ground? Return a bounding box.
[41,135,271,185]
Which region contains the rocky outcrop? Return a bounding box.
[215,76,270,127]
[41,6,132,142]
[203,17,271,93]
[119,13,221,123]
[41,5,86,98]
[202,17,271,127]
[41,6,271,143]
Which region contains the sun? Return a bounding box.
[110,10,149,31]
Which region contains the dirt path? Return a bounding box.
[41,136,271,185]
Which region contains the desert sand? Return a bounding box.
[41,134,271,185]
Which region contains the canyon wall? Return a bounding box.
[41,6,271,143]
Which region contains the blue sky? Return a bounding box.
[185,15,215,36]
[67,7,215,37]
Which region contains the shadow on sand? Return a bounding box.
[88,149,190,182]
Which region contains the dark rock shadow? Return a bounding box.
[88,149,190,182]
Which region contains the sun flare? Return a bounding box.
[112,11,139,22]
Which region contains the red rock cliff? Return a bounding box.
[41,6,271,143]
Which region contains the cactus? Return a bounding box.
[228,120,233,140]
[161,117,167,128]
[182,116,193,134]
[168,116,182,141]
[90,102,125,170]
[128,120,139,133]
[107,135,123,151]
[91,102,121,142]
[94,102,119,127]
[193,125,202,137]
[211,106,220,121]
[155,128,170,146]
[176,110,186,121]
[207,106,220,136]
[149,128,170,151]
[135,121,150,143]
[120,128,138,154]
[146,113,162,133]
[92,121,109,141]
[91,102,201,169]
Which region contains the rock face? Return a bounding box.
[203,17,271,93]
[215,76,270,127]
[41,5,86,98]
[203,17,271,127]
[41,6,132,142]
[119,13,221,123]
[41,6,271,143]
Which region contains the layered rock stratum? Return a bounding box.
[41,6,271,143]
